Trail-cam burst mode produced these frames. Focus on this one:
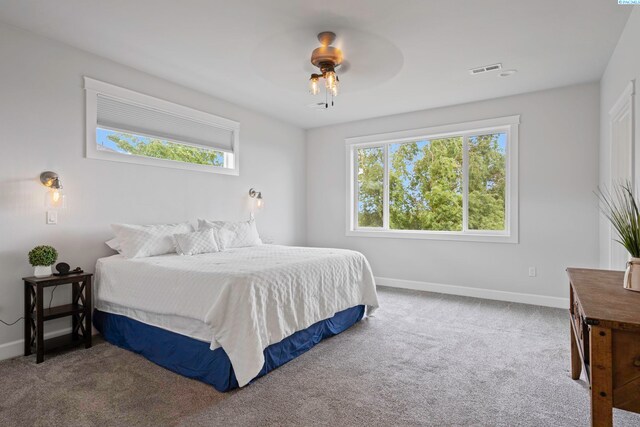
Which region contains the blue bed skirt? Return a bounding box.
[93,305,365,392]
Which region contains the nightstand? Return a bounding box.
[23,273,92,363]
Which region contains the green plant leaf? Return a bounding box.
[596,181,640,258]
[28,245,58,267]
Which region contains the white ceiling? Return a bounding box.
[0,1,631,129]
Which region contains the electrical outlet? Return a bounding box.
[528,267,537,277]
[46,211,57,225]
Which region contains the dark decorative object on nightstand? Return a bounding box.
[55,262,70,275]
[23,272,92,363]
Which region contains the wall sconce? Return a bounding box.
[40,171,66,209]
[249,188,264,210]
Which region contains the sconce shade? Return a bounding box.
[249,188,264,210]
[40,171,66,208]
[45,187,66,209]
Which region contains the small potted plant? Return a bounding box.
[28,245,58,278]
[597,182,640,291]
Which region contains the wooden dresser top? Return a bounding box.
[567,268,640,328]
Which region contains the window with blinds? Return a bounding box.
[84,77,240,175]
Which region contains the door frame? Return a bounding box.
[608,80,636,269]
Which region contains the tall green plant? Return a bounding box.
[597,182,640,258]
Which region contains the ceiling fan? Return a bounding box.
[308,31,343,109]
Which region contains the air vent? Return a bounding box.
[469,63,502,75]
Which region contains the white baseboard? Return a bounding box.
[0,279,565,361]
[0,327,72,362]
[376,276,569,309]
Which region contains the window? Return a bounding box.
[96,129,229,167]
[346,116,519,242]
[84,77,240,175]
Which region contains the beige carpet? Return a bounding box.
[1,286,639,427]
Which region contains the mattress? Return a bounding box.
[97,300,215,344]
[95,244,379,386]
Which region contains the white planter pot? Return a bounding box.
[624,257,640,292]
[34,265,52,278]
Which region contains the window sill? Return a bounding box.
[345,229,518,243]
[87,148,239,175]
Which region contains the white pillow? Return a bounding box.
[174,229,219,256]
[111,222,194,258]
[198,219,262,250]
[105,238,122,253]
[214,227,238,251]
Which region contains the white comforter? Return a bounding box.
[95,245,379,387]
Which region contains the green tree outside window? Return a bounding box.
[356,133,506,231]
[103,132,225,167]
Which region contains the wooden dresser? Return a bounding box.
[567,268,640,427]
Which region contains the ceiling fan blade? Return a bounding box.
[337,60,351,74]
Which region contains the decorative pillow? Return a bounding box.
[174,229,219,256]
[105,238,122,253]
[111,222,194,258]
[214,227,238,251]
[198,219,262,250]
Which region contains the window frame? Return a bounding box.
[345,115,519,243]
[84,77,240,175]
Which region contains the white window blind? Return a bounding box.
[96,94,234,153]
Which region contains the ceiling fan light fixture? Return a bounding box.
[308,31,343,108]
[311,47,343,69]
[309,74,320,95]
[331,77,339,97]
[324,70,336,90]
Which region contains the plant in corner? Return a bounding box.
[28,245,58,278]
[597,182,640,291]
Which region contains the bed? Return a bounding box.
[93,244,379,391]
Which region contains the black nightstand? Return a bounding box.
[23,273,92,363]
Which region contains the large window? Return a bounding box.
[84,77,240,175]
[346,116,519,242]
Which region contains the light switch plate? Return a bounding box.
[46,210,58,225]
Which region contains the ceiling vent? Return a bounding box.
[469,63,502,75]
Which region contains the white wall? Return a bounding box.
[599,6,640,268]
[0,23,306,357]
[307,83,600,305]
